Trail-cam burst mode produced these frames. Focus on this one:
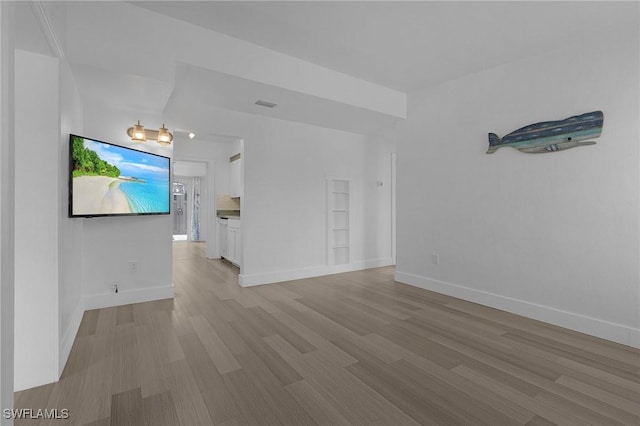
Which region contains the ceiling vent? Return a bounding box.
[255,100,278,108]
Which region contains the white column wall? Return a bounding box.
[14,50,60,391]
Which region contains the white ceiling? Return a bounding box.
[130,1,636,92]
[14,1,638,137]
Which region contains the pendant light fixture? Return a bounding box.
[127,120,173,145]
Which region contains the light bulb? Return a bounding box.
[131,120,146,142]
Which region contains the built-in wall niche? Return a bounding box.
[327,179,351,265]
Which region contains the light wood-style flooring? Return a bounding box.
[15,241,640,425]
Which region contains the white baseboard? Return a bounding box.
[58,299,84,377]
[84,284,174,310]
[394,271,640,349]
[239,258,394,287]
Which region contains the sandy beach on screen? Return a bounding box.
[72,176,131,215]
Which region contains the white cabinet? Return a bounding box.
[219,217,241,267]
[218,218,228,258]
[226,219,241,267]
[229,156,242,198]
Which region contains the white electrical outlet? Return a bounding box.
[129,261,137,273]
[432,254,440,265]
[112,283,119,293]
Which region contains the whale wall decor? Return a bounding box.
[487,111,604,154]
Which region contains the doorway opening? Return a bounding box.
[172,160,207,243]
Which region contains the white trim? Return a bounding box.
[394,271,640,349]
[239,258,393,287]
[84,284,174,310]
[58,300,84,377]
[30,1,64,58]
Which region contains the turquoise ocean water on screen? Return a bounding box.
[82,139,171,214]
[119,178,169,213]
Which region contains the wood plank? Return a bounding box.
[264,334,420,426]
[232,351,317,426]
[296,296,382,336]
[376,322,464,370]
[285,380,351,426]
[273,297,381,347]
[75,334,114,424]
[13,382,54,417]
[249,306,318,354]
[45,336,93,423]
[115,304,134,326]
[269,309,357,367]
[188,314,241,374]
[361,336,537,424]
[76,309,99,337]
[151,310,186,362]
[503,331,639,380]
[556,357,640,400]
[164,359,214,426]
[109,323,139,395]
[534,391,626,426]
[135,324,169,398]
[177,332,240,424]
[94,307,117,336]
[453,364,589,426]
[221,368,285,426]
[525,415,559,426]
[336,337,521,426]
[84,418,110,426]
[141,391,180,426]
[109,387,142,426]
[555,374,640,415]
[228,317,303,386]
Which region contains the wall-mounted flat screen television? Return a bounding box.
[69,134,171,217]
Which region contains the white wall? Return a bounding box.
[175,137,233,194]
[242,124,394,286]
[57,59,84,375]
[0,1,16,419]
[81,103,173,309]
[14,50,60,390]
[395,23,640,348]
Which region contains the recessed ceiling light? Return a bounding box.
[255,100,277,108]
[188,132,196,139]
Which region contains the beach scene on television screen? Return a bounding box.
[72,136,170,215]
